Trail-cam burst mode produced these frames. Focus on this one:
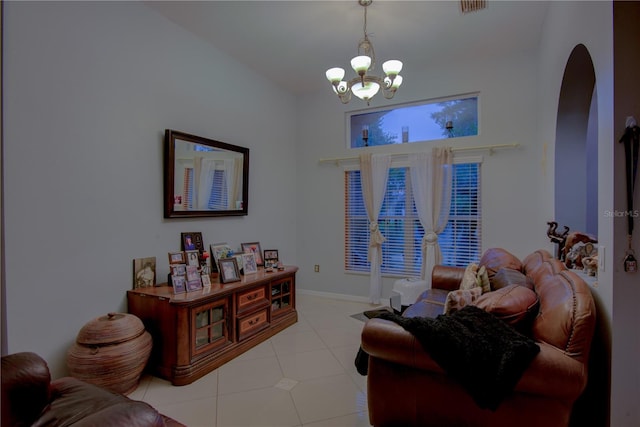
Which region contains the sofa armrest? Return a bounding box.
[431,265,464,291]
[361,318,588,402]
[1,352,52,427]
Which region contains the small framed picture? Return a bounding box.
[201,274,212,287]
[186,265,200,282]
[241,242,263,266]
[242,252,258,275]
[133,257,156,289]
[181,232,204,252]
[219,258,241,283]
[171,263,186,276]
[168,251,186,265]
[263,249,279,267]
[211,242,234,270]
[185,250,200,267]
[186,279,202,292]
[171,275,186,294]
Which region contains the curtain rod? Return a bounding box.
[318,143,519,165]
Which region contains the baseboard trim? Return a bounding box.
[297,288,376,304]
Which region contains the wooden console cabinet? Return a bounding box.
[127,266,297,385]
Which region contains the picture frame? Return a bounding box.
[185,250,200,267]
[210,242,233,270]
[219,257,241,283]
[181,232,204,252]
[241,242,263,266]
[201,274,212,288]
[186,265,202,291]
[170,263,186,276]
[168,251,186,265]
[241,252,258,275]
[186,265,200,282]
[133,257,156,289]
[263,249,279,268]
[171,275,186,294]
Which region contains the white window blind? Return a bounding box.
[345,162,481,276]
[207,170,228,209]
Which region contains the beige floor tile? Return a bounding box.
[302,411,372,427]
[218,355,283,395]
[143,370,218,407]
[291,374,368,425]
[155,396,217,427]
[270,329,326,355]
[277,348,345,381]
[217,387,301,427]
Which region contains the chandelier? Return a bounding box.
[325,0,404,105]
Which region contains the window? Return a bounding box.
[349,94,478,148]
[344,162,481,276]
[182,168,228,210]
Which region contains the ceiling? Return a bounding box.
[145,1,550,96]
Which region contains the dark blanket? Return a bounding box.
[357,305,539,411]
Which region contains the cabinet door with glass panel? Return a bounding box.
[191,298,231,357]
[270,276,294,317]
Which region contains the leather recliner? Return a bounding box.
[361,248,596,427]
[1,351,184,427]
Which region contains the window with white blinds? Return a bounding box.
[183,168,228,210]
[344,162,481,276]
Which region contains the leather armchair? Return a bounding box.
[1,352,184,427]
[361,249,596,427]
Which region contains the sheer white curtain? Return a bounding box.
[360,153,391,304]
[409,148,453,286]
[195,158,217,210]
[224,157,243,209]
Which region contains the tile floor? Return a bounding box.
[128,293,383,427]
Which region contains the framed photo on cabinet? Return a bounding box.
[168,251,186,265]
[242,252,258,275]
[181,232,204,252]
[171,275,186,294]
[241,242,263,266]
[219,258,241,283]
[185,250,200,267]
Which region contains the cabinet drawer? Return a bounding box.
[237,286,268,313]
[237,309,269,340]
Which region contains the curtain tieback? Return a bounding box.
[369,221,385,262]
[422,231,439,251]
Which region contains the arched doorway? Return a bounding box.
[555,44,598,236]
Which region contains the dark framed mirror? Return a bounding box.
[164,129,249,218]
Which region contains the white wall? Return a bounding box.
[3,1,298,377]
[295,48,547,302]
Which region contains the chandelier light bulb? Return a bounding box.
[350,55,372,75]
[326,67,345,83]
[352,81,380,101]
[382,60,403,76]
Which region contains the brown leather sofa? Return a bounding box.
[361,248,596,427]
[1,351,184,427]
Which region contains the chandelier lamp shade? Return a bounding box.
[325,0,403,105]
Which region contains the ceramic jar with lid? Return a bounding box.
[67,312,152,395]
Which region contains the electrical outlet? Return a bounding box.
[314,264,320,273]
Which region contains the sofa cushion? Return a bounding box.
[479,248,523,280]
[459,263,480,290]
[444,287,483,314]
[475,285,539,332]
[491,268,533,291]
[477,265,491,293]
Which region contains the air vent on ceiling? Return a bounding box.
[460,0,487,14]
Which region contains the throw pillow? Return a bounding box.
[490,268,532,291]
[474,284,540,333]
[459,263,479,290]
[444,287,482,314]
[477,265,491,293]
[479,248,523,280]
